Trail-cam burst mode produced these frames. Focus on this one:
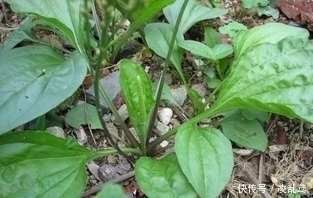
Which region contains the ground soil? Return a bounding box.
[1,0,313,198]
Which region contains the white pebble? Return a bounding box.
[158,108,173,125]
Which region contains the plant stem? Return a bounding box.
[145,0,190,149]
[98,83,139,148]
[90,147,142,160]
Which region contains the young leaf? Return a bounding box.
[213,44,233,59]
[256,6,279,19]
[0,46,88,134]
[5,0,86,53]
[175,124,233,198]
[215,37,313,122]
[234,23,309,58]
[242,0,269,9]
[96,183,127,198]
[135,153,197,198]
[119,60,155,143]
[0,131,95,198]
[220,112,268,151]
[178,40,216,61]
[207,77,221,89]
[163,0,227,34]
[219,21,247,38]
[144,23,185,82]
[65,104,103,129]
[204,27,221,48]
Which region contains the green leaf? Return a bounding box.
[119,60,155,143]
[240,109,268,122]
[96,183,127,198]
[163,0,227,34]
[202,67,215,78]
[0,46,88,134]
[207,77,221,88]
[242,0,269,8]
[5,0,86,53]
[220,112,268,151]
[204,27,221,48]
[127,0,174,30]
[0,30,37,53]
[152,81,179,106]
[0,131,94,198]
[215,37,313,122]
[178,40,216,61]
[234,23,309,58]
[213,44,233,59]
[219,21,247,38]
[175,124,233,198]
[256,6,279,19]
[144,23,185,83]
[187,89,206,114]
[135,153,197,198]
[65,104,103,129]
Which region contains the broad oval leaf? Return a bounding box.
[65,103,103,129]
[119,60,155,143]
[0,46,88,134]
[175,124,233,198]
[163,0,227,34]
[0,131,94,198]
[144,23,185,83]
[5,0,86,53]
[135,153,197,198]
[178,40,216,61]
[220,112,268,151]
[213,44,233,59]
[234,23,309,58]
[215,37,313,122]
[96,183,127,198]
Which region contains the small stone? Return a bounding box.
[160,140,169,148]
[106,122,119,136]
[98,164,117,182]
[73,126,88,145]
[85,71,121,113]
[171,85,187,106]
[129,127,140,142]
[112,104,129,125]
[192,59,204,69]
[154,121,170,136]
[103,113,112,122]
[191,83,208,98]
[164,73,173,85]
[46,126,65,138]
[107,155,118,165]
[158,108,173,125]
[87,162,100,180]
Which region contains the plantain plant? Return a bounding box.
[1,0,313,198]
